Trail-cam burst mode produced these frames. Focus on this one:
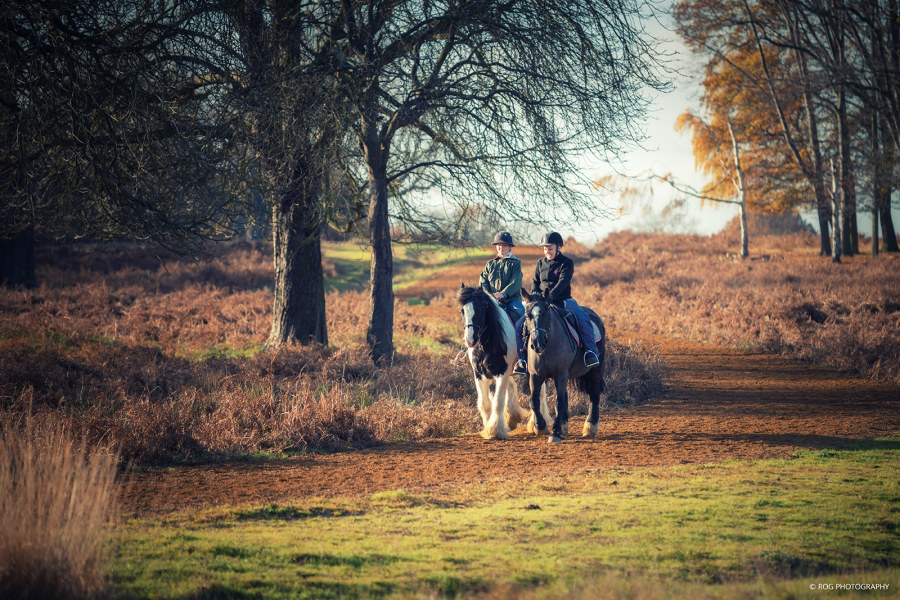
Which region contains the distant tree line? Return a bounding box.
[674,0,900,261]
[1,0,668,362]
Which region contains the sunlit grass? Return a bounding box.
[111,436,900,599]
[322,241,477,292]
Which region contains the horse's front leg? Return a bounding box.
[526,374,549,435]
[503,375,530,430]
[550,374,569,443]
[481,373,510,440]
[473,375,492,427]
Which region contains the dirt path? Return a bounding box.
[120,250,900,516]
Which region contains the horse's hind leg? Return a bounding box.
[583,354,605,438]
[583,382,601,438]
[550,376,569,443]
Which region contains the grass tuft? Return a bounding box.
[0,419,119,600]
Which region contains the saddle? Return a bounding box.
[552,305,583,346]
[502,305,520,326]
[522,304,602,349]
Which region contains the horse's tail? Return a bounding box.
[573,373,591,394]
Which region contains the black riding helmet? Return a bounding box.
[491,231,515,246]
[539,231,564,247]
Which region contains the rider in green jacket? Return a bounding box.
[480,231,524,321]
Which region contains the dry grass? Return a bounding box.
[1,223,894,464]
[577,217,900,384]
[0,419,119,600]
[0,240,658,463]
[0,242,507,462]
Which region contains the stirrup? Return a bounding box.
[513,359,527,375]
[584,351,599,368]
[453,349,469,365]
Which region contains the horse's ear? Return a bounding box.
[521,288,532,303]
[460,282,465,289]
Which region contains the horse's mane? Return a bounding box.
[456,286,507,366]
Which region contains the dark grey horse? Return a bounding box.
[519,289,606,443]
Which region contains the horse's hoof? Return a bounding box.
[582,422,598,438]
[526,418,546,435]
[548,435,562,443]
[481,426,510,441]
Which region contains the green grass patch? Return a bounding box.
[112,436,900,599]
[189,343,265,362]
[322,241,477,293]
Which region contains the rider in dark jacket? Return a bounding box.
[514,232,600,373]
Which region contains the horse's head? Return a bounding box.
[457,284,485,348]
[521,289,551,353]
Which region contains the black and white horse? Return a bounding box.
[457,285,531,440]
[520,289,606,443]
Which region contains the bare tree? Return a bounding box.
[0,0,251,284]
[1,0,359,344]
[218,1,360,347]
[326,0,669,362]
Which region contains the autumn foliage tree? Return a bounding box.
[674,0,900,258]
[673,36,812,257]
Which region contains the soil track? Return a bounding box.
[121,248,900,516]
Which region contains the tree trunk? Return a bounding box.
[726,116,749,259]
[0,226,36,288]
[838,85,858,256]
[363,126,394,364]
[816,203,832,256]
[738,203,749,259]
[870,110,880,257]
[872,204,879,257]
[882,201,899,252]
[267,177,327,347]
[830,159,842,263]
[880,126,900,252]
[810,133,831,257]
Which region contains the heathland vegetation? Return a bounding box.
[1,224,898,598]
[573,222,900,385]
[0,240,670,463]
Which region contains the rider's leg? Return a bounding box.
[514,312,527,374]
[506,297,525,321]
[562,299,600,364]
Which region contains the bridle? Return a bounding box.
[462,301,485,344]
[527,303,550,349]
